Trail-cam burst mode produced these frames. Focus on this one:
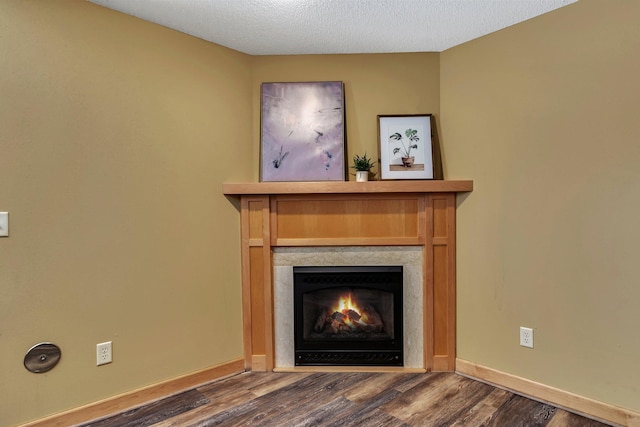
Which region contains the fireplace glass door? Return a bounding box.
[294,266,403,366]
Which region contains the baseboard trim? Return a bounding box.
[19,358,245,427]
[251,354,268,371]
[456,358,640,427]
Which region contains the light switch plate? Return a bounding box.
[0,212,8,237]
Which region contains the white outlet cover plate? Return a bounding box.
[520,327,534,348]
[0,212,8,237]
[96,341,113,366]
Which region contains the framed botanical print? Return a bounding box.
[378,114,440,180]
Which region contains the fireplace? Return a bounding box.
[223,183,469,371]
[293,266,403,366]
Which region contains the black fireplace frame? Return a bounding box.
[293,265,403,366]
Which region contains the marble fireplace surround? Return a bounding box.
[273,246,424,369]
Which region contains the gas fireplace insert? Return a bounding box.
[293,265,403,366]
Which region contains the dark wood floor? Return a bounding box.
[80,372,613,427]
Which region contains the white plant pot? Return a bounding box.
[355,171,369,182]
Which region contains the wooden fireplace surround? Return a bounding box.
[223,180,473,372]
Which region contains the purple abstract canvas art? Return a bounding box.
[261,82,345,182]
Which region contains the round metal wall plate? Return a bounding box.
[24,343,61,373]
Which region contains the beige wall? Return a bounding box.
[0,3,439,425]
[442,0,640,412]
[0,1,252,425]
[3,0,639,424]
[252,54,440,179]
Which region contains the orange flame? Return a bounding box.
[332,293,369,323]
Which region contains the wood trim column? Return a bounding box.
[240,196,274,371]
[424,195,435,371]
[425,193,457,371]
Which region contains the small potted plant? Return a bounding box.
[390,128,420,167]
[351,153,376,182]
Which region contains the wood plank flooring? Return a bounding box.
[79,372,614,427]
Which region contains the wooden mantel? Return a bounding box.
[223,180,473,195]
[223,180,473,373]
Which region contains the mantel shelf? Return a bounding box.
[223,180,473,195]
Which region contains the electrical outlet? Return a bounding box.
[520,327,534,348]
[96,341,112,366]
[0,212,8,237]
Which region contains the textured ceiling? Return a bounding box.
[88,0,577,55]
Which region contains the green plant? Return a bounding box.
[390,129,420,158]
[351,153,376,173]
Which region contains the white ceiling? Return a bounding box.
[88,0,577,55]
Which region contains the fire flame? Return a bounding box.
[332,293,369,324]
